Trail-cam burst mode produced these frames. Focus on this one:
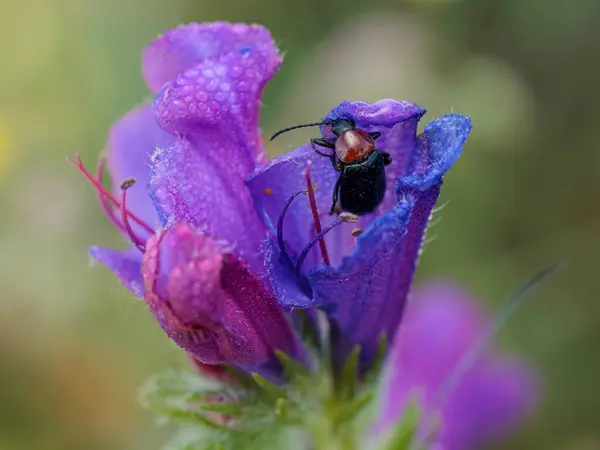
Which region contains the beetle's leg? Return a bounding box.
[330,174,342,215]
[311,140,333,158]
[381,151,393,166]
[331,155,342,172]
[369,131,381,140]
[311,137,335,158]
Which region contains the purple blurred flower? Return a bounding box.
[70,24,533,445]
[374,282,538,449]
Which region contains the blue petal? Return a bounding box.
[89,246,144,297]
[308,198,418,367]
[402,114,472,189]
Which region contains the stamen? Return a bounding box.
[96,155,125,233]
[67,154,154,236]
[304,163,331,266]
[120,178,146,251]
[295,218,344,278]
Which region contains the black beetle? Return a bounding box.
[270,118,392,215]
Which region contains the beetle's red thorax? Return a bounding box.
[335,129,376,163]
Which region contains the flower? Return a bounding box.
[70,21,535,449]
[248,107,470,369]
[374,282,538,449]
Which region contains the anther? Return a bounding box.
[120,178,146,251]
[339,212,360,223]
[351,227,363,237]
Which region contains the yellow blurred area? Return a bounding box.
[1,0,599,449]
[0,121,11,177]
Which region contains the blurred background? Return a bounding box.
[1,0,599,448]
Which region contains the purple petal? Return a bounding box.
[141,223,299,371]
[152,28,281,177]
[148,139,266,274]
[246,144,339,265]
[265,236,313,308]
[321,99,425,134]
[143,22,279,95]
[375,283,537,449]
[105,104,175,235]
[89,246,144,297]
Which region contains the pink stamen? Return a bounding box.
[120,179,146,251]
[304,163,331,266]
[67,154,154,236]
[95,156,126,233]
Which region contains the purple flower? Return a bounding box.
[71,23,534,446]
[374,282,537,449]
[248,106,470,368]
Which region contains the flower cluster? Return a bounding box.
[71,22,535,450]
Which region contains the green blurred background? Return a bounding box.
[1,0,599,448]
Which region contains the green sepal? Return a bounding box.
[336,345,361,400]
[275,349,310,380]
[251,372,287,398]
[365,333,388,384]
[275,398,287,420]
[334,389,375,426]
[381,398,421,450]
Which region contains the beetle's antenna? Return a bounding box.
[270,121,330,141]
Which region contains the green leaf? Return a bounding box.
[139,371,225,417]
[198,402,245,416]
[167,409,230,430]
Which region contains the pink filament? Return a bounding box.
[67,154,154,236]
[304,163,330,266]
[120,180,147,251]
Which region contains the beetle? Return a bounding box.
[270,118,392,215]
